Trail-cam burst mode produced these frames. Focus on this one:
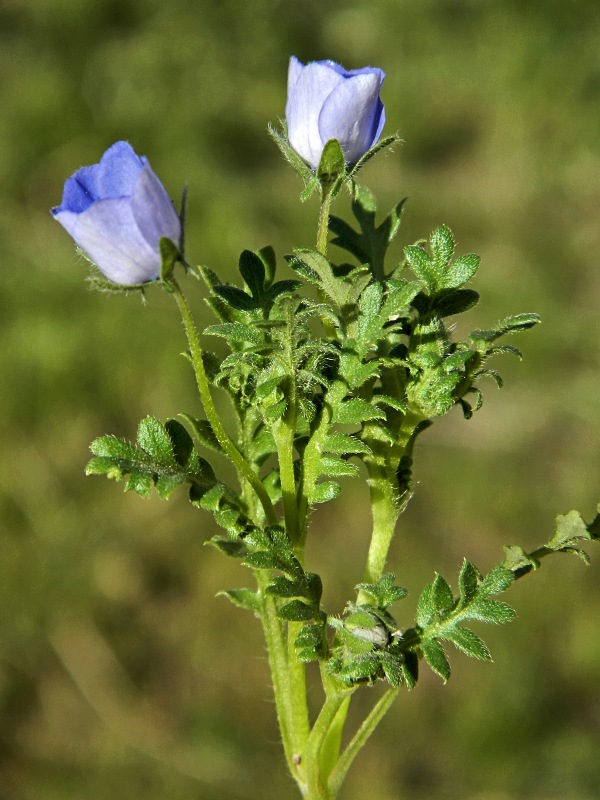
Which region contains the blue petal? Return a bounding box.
[53,141,146,214]
[93,141,145,200]
[53,199,162,285]
[131,163,181,251]
[286,60,345,169]
[319,72,385,165]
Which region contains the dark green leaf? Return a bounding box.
[422,639,451,681]
[244,551,281,570]
[165,419,194,467]
[444,626,491,660]
[238,249,265,298]
[266,577,304,598]
[212,284,257,312]
[458,560,480,606]
[431,573,454,614]
[278,600,315,622]
[432,289,479,317]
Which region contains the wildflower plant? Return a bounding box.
[52,57,600,800]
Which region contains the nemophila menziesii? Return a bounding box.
[52,141,181,285]
[285,55,386,171]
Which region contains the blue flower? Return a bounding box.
[52,141,182,285]
[285,56,386,171]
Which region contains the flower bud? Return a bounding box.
[285,56,386,172]
[52,141,182,285]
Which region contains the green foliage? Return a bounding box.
[86,416,217,500]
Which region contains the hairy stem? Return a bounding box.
[171,279,278,525]
[327,688,399,797]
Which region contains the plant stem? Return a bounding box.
[304,690,352,799]
[316,181,335,256]
[256,574,298,776]
[171,279,278,525]
[364,409,427,583]
[327,688,399,797]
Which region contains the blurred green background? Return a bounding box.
[1,0,599,798]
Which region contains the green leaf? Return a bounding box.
[458,560,480,606]
[431,573,454,614]
[318,456,360,478]
[422,639,451,681]
[430,225,455,269]
[379,652,404,687]
[548,510,591,551]
[238,249,266,298]
[278,600,315,622]
[213,284,257,312]
[443,626,491,661]
[218,589,262,613]
[180,415,223,453]
[136,417,177,466]
[206,536,248,559]
[416,583,434,627]
[479,566,514,596]
[432,288,479,317]
[357,282,384,355]
[323,433,372,456]
[295,624,324,648]
[443,253,480,289]
[244,551,281,570]
[266,577,304,598]
[165,419,194,467]
[312,481,342,504]
[503,544,539,572]
[469,598,516,625]
[404,244,436,291]
[334,398,386,424]
[204,322,264,345]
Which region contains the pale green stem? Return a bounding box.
[287,621,311,752]
[256,573,298,777]
[275,418,300,542]
[171,279,278,526]
[327,688,399,798]
[364,460,401,584]
[363,409,427,583]
[304,691,351,799]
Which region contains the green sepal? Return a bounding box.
[347,132,403,180]
[317,138,346,188]
[267,122,316,196]
[159,236,182,288]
